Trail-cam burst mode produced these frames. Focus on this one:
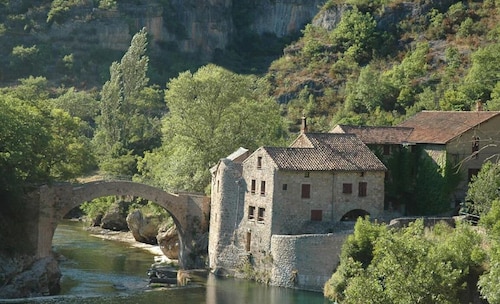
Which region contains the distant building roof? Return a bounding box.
[226,147,249,162]
[210,147,250,174]
[261,133,386,171]
[398,111,500,144]
[331,125,413,144]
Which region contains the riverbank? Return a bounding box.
[85,226,166,258]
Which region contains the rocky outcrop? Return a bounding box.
[157,225,180,259]
[100,200,130,231]
[249,0,328,37]
[0,254,61,299]
[38,0,324,60]
[126,210,160,245]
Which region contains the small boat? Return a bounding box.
[147,265,178,285]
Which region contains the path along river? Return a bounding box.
[5,220,331,304]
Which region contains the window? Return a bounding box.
[217,180,219,193]
[248,206,255,220]
[258,208,265,222]
[257,156,262,169]
[251,179,256,194]
[358,182,367,197]
[260,181,266,195]
[304,172,310,178]
[343,183,352,194]
[311,210,323,221]
[282,184,288,190]
[472,136,480,158]
[301,184,311,199]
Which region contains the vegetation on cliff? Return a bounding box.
[268,0,500,130]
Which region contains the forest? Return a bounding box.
[1,0,500,302]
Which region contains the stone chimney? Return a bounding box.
[301,116,308,134]
[476,100,483,111]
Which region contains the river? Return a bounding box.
[9,220,331,304]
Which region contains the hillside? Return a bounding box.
[1,0,500,132]
[0,0,322,88]
[266,0,500,131]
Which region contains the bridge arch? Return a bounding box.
[37,181,209,269]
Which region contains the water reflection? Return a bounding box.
[5,221,330,304]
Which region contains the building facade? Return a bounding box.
[209,131,387,290]
[332,110,500,208]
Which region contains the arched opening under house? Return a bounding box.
[340,209,370,221]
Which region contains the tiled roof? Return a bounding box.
[331,125,414,144]
[398,111,500,144]
[264,133,386,171]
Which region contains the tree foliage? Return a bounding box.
[93,28,165,176]
[478,200,500,302]
[325,218,485,303]
[0,79,95,186]
[466,161,500,215]
[139,64,288,193]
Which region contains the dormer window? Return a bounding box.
[257,156,262,169]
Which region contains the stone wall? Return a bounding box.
[270,232,350,291]
[209,159,246,271]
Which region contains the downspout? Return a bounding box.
[331,171,335,221]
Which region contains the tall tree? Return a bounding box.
[139,64,288,193]
[93,28,164,175]
[466,161,500,215]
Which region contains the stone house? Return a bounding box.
[332,110,500,207]
[331,125,414,159]
[209,126,387,290]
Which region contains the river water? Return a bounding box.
[12,220,331,304]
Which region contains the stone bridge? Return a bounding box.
[34,180,210,269]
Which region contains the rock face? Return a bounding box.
[157,225,180,259]
[126,210,160,245]
[249,0,327,37]
[26,0,325,62]
[0,254,61,299]
[101,200,130,231]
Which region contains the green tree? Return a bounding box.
[462,43,500,104]
[344,64,397,114]
[93,28,165,176]
[466,161,500,215]
[329,7,377,63]
[326,218,484,303]
[0,83,95,185]
[478,200,500,302]
[384,42,430,110]
[139,64,287,193]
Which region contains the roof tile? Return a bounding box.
[264,133,386,171]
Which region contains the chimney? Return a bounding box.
[301,116,308,134]
[476,100,483,111]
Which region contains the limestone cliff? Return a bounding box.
[0,0,327,86]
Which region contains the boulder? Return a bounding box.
[0,254,61,299]
[157,225,179,260]
[101,200,129,231]
[126,210,160,245]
